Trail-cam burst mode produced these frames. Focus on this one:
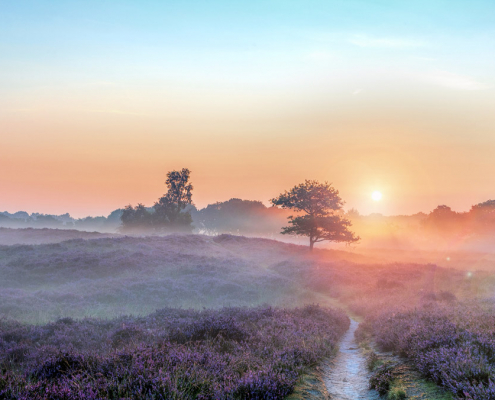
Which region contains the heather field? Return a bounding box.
[345,269,495,400]
[0,234,329,323]
[357,302,495,399]
[0,228,119,246]
[0,305,349,399]
[1,229,495,399]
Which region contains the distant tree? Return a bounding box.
[100,209,124,231]
[107,209,124,223]
[121,168,194,233]
[470,200,495,215]
[193,198,288,235]
[423,205,463,234]
[153,168,194,232]
[75,216,107,231]
[33,214,63,228]
[469,200,495,231]
[346,208,360,219]
[121,203,153,231]
[271,180,359,250]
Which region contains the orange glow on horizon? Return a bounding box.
[2,83,495,218]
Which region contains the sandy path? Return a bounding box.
[322,319,381,400]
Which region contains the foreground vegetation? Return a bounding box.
[0,305,348,399]
[357,302,495,400]
[2,230,495,399]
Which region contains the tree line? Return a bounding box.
[422,201,495,235]
[121,168,359,250]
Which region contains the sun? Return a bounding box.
[372,191,382,201]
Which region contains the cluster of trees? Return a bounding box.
[3,172,361,252]
[122,170,359,250]
[191,198,290,235]
[121,168,194,233]
[0,210,122,232]
[6,163,495,251]
[423,200,495,235]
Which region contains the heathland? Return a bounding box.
[0,227,495,399]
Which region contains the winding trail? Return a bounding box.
[322,319,381,400]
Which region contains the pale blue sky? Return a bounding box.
[2,0,494,91]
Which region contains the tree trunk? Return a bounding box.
[309,237,314,251]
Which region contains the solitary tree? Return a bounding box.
[153,168,194,232]
[271,180,359,250]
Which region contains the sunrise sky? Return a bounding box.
[1,1,495,218]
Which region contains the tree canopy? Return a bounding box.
[121,168,194,233]
[271,180,359,250]
[153,168,194,232]
[191,198,289,235]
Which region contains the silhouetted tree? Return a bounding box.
[103,209,124,231]
[121,169,194,233]
[469,200,495,232]
[75,216,107,230]
[346,208,360,219]
[121,203,153,231]
[271,180,359,250]
[192,198,289,235]
[153,168,194,232]
[33,214,63,228]
[423,205,464,234]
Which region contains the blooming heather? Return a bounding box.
[0,305,349,399]
[361,303,495,400]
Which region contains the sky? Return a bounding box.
[1,0,495,218]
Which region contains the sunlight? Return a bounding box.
[372,191,382,201]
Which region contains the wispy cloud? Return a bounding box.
[422,71,488,90]
[349,34,424,48]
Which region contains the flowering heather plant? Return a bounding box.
[0,305,349,399]
[363,303,495,400]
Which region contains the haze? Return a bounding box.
[3,4,495,398]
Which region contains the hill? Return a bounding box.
[0,227,119,245]
[1,231,483,324]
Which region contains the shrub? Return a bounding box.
[366,351,382,371]
[438,291,457,303]
[31,353,90,381]
[168,315,247,344]
[388,383,407,400]
[369,363,397,394]
[110,326,147,348]
[365,303,495,400]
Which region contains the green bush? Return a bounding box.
[366,350,382,371]
[388,382,407,399]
